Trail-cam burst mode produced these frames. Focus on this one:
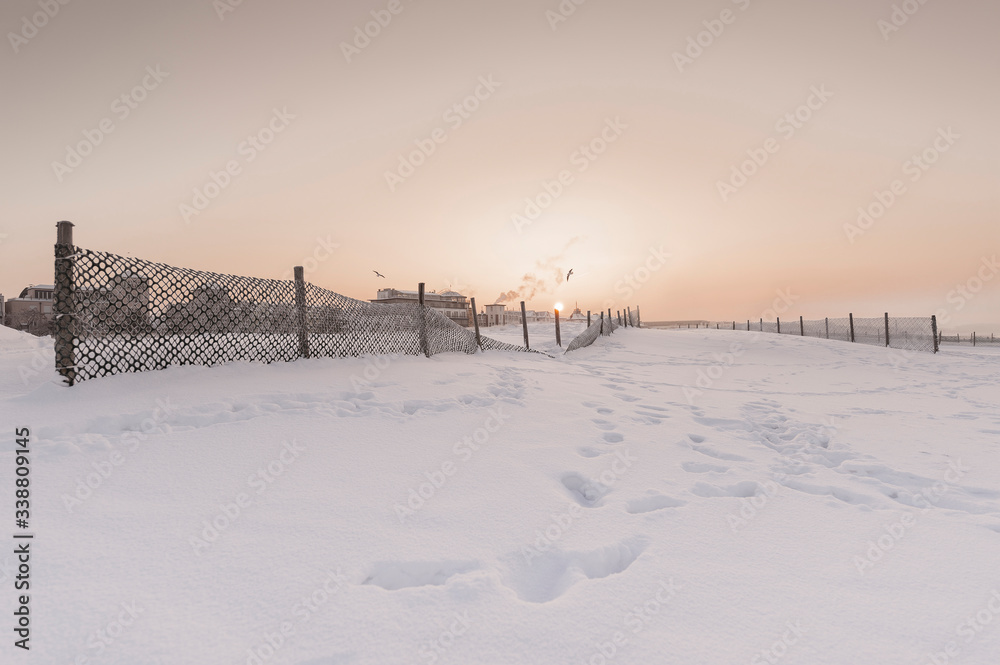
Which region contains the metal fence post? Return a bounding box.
[418,283,429,357]
[849,313,855,343]
[555,308,562,347]
[294,266,310,358]
[470,297,483,350]
[931,315,939,354]
[884,312,890,347]
[520,301,529,349]
[54,220,77,386]
[800,316,804,336]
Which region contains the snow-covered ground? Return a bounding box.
[1,324,999,664]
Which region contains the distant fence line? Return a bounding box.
[938,332,999,346]
[53,223,539,385]
[698,314,939,354]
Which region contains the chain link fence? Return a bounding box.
[938,333,1000,346]
[707,314,938,353]
[564,314,621,353]
[54,234,535,385]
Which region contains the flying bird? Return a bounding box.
[373,270,385,278]
[566,269,574,281]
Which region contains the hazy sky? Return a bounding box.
[2,0,998,330]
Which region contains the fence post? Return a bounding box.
[747,320,750,331]
[849,313,855,343]
[759,318,763,331]
[800,316,804,336]
[470,297,483,350]
[418,283,429,357]
[825,317,829,339]
[293,266,310,359]
[608,308,613,331]
[636,306,641,328]
[555,309,562,347]
[884,312,890,347]
[777,317,781,334]
[617,310,622,325]
[54,221,76,386]
[520,301,529,349]
[600,311,604,335]
[931,315,939,354]
[973,331,976,347]
[587,310,591,327]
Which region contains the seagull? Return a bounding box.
[566,268,574,281]
[373,270,385,278]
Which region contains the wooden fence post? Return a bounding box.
[617,310,622,325]
[608,309,613,331]
[636,306,641,328]
[884,312,890,347]
[54,221,77,386]
[800,316,804,336]
[931,315,939,354]
[470,297,483,350]
[825,317,829,339]
[555,308,562,347]
[294,266,310,359]
[849,313,855,343]
[520,301,529,349]
[777,317,781,334]
[587,310,591,327]
[418,283,429,357]
[759,318,763,331]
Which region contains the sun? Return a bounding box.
[554,302,564,313]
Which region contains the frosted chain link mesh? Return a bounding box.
[714,316,936,353]
[565,317,620,353]
[63,248,533,383]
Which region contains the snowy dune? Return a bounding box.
[1,326,999,664]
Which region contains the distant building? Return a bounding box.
[77,272,151,335]
[566,302,587,321]
[371,288,472,327]
[484,304,506,327]
[477,305,554,327]
[4,284,56,334]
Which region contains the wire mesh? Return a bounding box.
[62,248,535,383]
[706,315,936,353]
[565,316,620,353]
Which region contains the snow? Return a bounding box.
[1,326,999,664]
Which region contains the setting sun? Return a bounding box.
[554,302,564,313]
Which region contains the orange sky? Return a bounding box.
[2,0,998,331]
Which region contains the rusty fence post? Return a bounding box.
[470,297,483,350]
[294,266,310,359]
[54,221,77,386]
